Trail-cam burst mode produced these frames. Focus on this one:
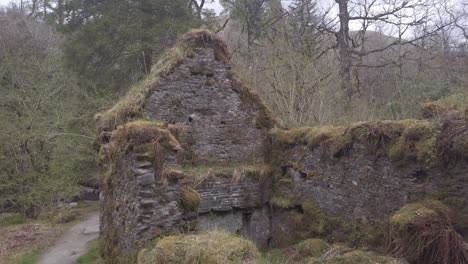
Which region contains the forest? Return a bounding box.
[0,0,466,263]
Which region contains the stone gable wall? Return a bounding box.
[143,47,270,164]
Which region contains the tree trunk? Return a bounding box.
[336,0,352,109]
[140,1,153,74]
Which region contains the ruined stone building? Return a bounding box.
[96,30,468,263]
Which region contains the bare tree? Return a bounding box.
[320,0,456,110]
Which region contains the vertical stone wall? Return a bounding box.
[143,46,273,164]
[102,146,272,258]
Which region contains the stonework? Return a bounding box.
[97,31,468,263]
[143,46,272,164]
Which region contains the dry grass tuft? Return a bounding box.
[388,200,468,264]
[179,186,200,212]
[137,230,259,264]
[178,29,230,62]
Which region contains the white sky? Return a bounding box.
[0,0,11,6]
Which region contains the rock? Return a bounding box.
[137,173,155,186]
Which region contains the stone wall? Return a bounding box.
[101,147,272,258]
[143,46,273,164]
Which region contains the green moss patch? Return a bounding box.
[137,230,259,264]
[271,126,343,148]
[272,119,451,166]
[389,200,447,228]
[388,121,439,164]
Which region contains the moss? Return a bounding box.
[271,126,343,148]
[271,119,445,165]
[137,230,259,264]
[271,196,295,209]
[388,121,440,164]
[179,186,200,212]
[390,200,448,228]
[109,120,181,157]
[329,120,417,157]
[289,239,331,260]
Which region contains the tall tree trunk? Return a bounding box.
[140,1,153,74]
[336,0,352,109]
[57,0,64,26]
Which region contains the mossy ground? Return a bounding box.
[137,230,259,264]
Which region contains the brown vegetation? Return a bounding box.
[388,200,468,264]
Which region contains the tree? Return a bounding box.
[62,0,201,91]
[0,11,96,217]
[320,0,457,110]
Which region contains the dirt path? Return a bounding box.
[37,212,100,264]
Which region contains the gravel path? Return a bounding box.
[37,212,100,264]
